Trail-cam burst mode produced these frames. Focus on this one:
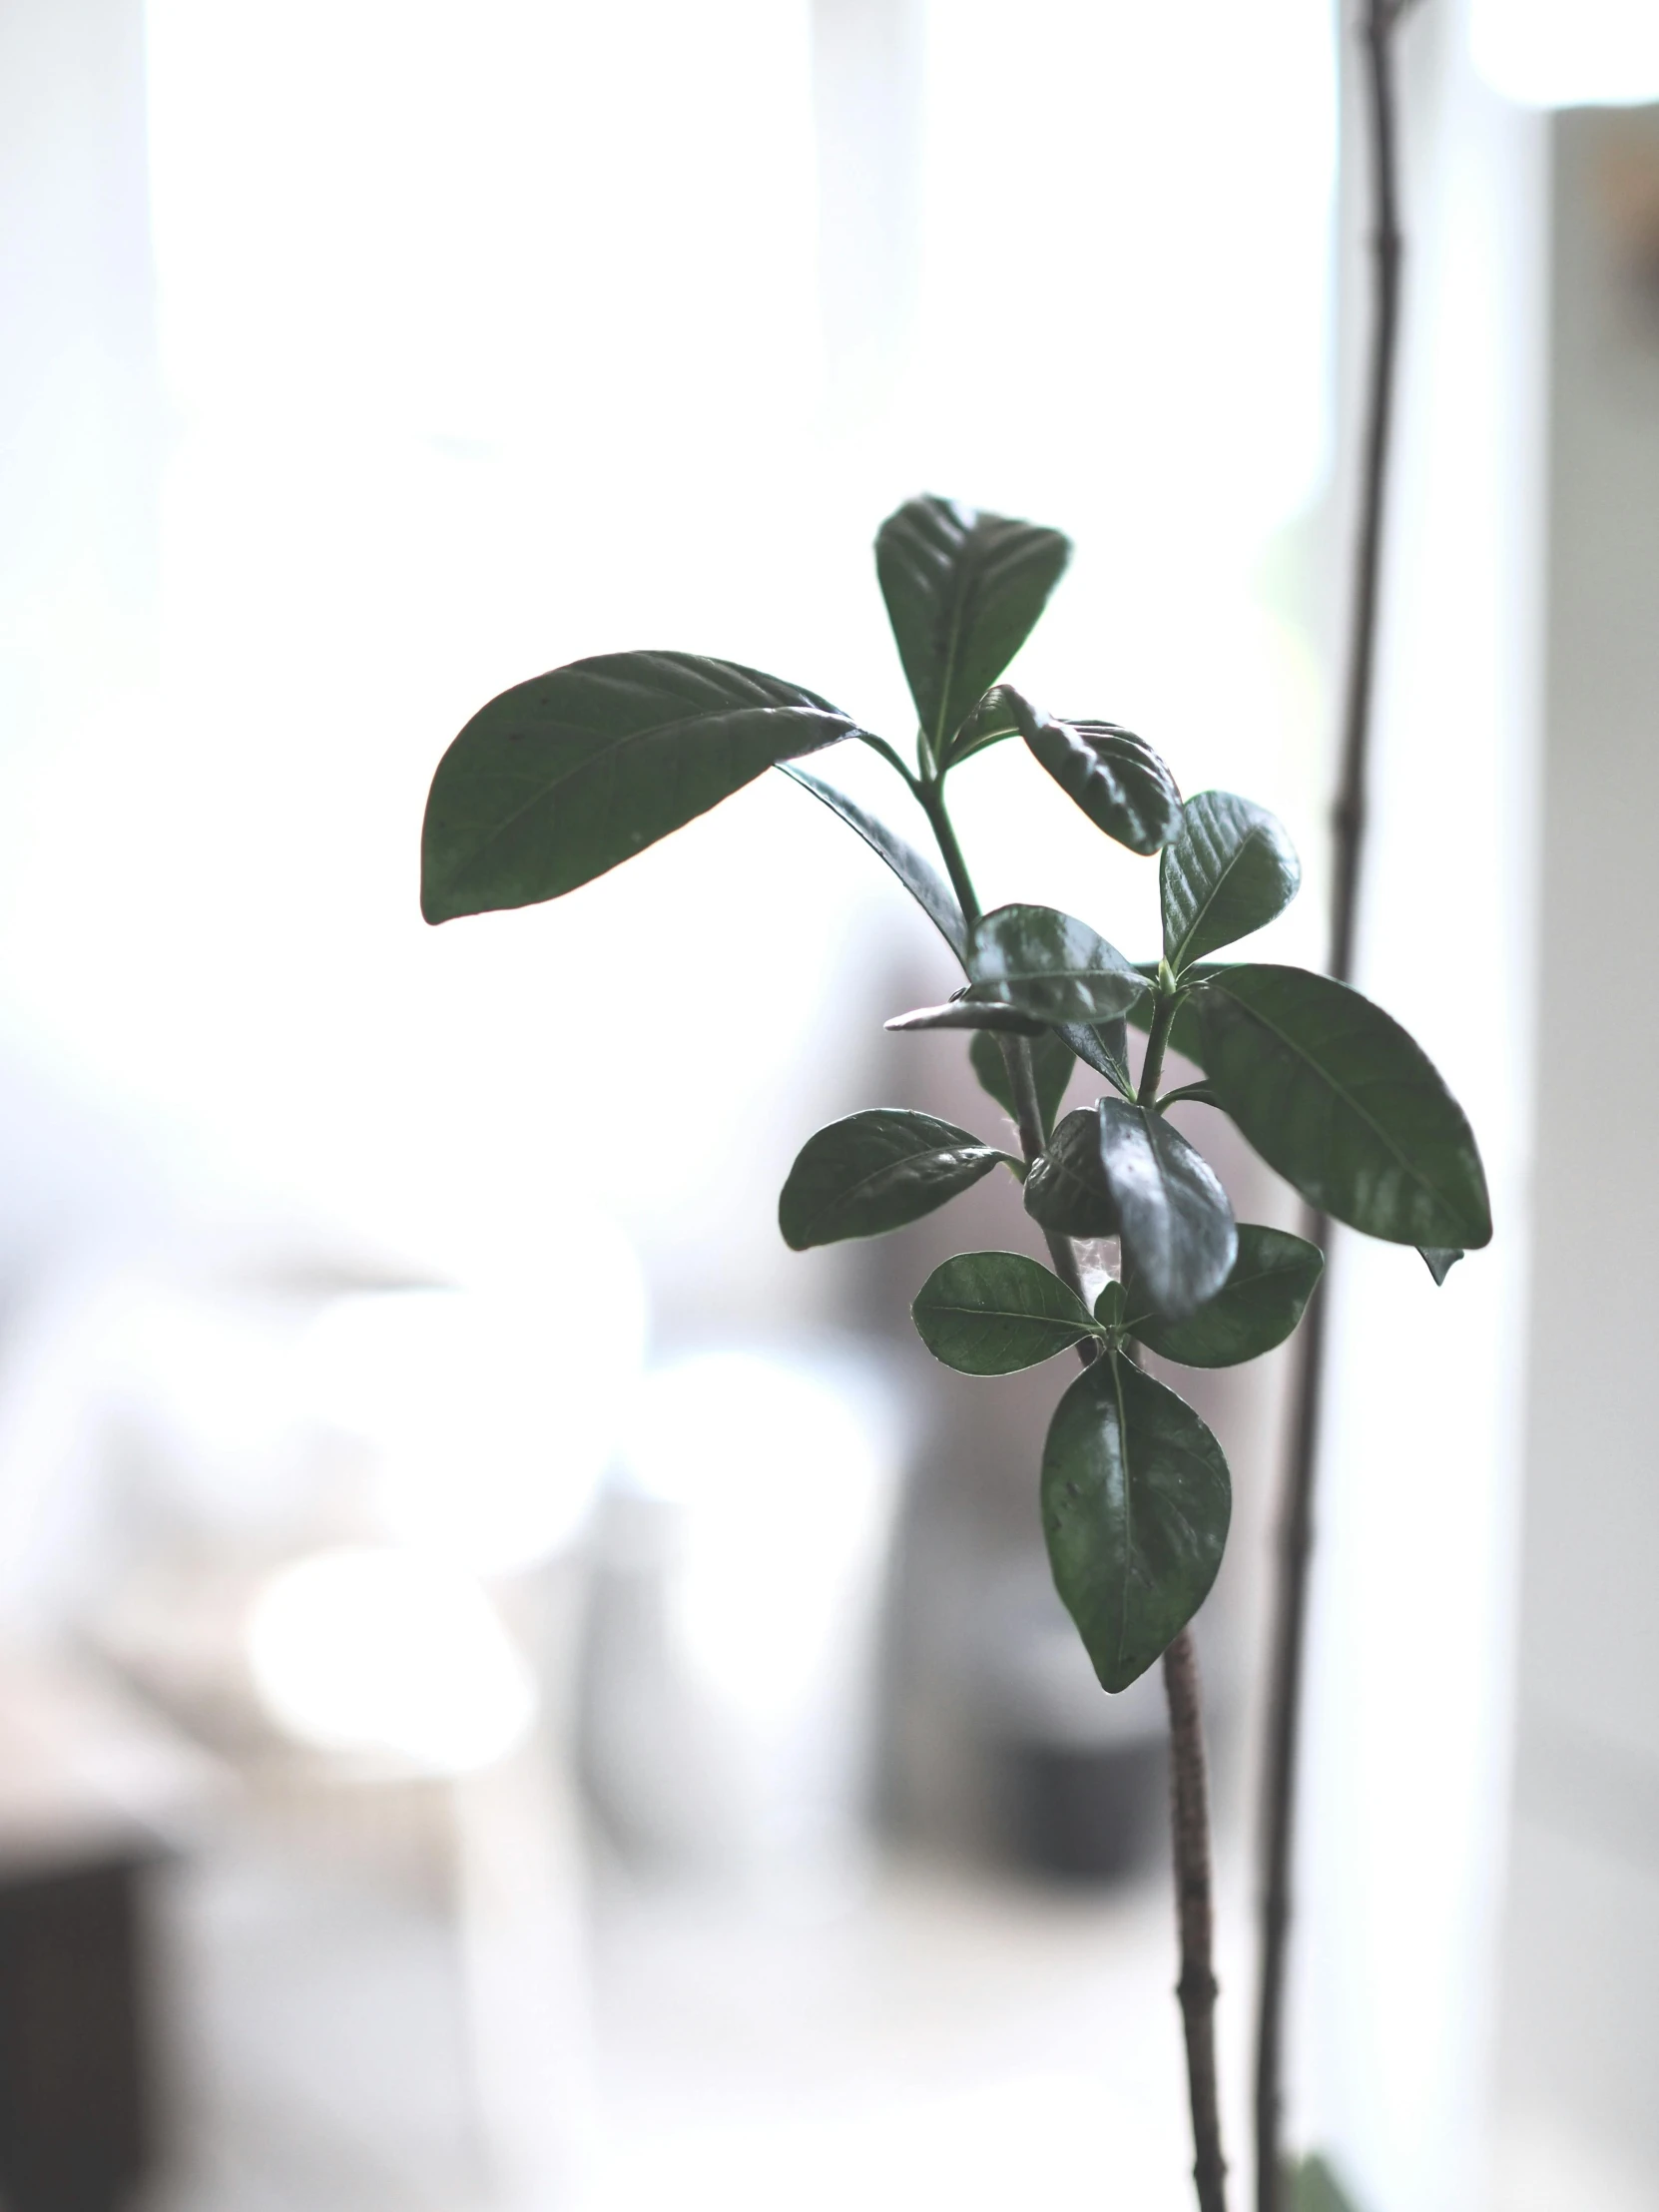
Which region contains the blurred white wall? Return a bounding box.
[1488,98,1659,2212]
[1295,8,1547,2210]
[0,0,1342,1336]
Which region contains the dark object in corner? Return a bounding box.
[0,1853,156,2212]
[1003,1735,1168,1882]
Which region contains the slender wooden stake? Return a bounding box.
[1166,1625,1229,2212]
[1253,7,1410,2207]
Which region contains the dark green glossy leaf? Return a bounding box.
[1420,1246,1462,1285]
[1094,1280,1126,1330]
[886,1000,1046,1036]
[874,496,1070,761]
[779,1110,1007,1250]
[968,904,1146,1026]
[1057,1019,1134,1099]
[778,762,967,962]
[423,652,859,923]
[911,1251,1097,1374]
[1292,2154,1363,2212]
[970,1027,1074,1129]
[1194,965,1492,1249]
[1097,1099,1237,1320]
[942,686,1182,854]
[1017,704,1182,857]
[1161,792,1301,971]
[1041,1354,1232,1693]
[1131,1225,1323,1367]
[1023,1109,1120,1239]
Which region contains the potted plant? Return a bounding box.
[418,489,1489,2210]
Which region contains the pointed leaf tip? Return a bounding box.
[1419,1246,1463,1285]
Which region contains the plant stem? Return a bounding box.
[915,776,981,928]
[1166,1624,1229,2212]
[1253,6,1406,2205]
[858,731,924,789]
[916,775,1229,2212]
[997,1033,1088,1302]
[1138,988,1179,1108]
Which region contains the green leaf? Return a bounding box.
[911,1251,1097,1374]
[779,1109,1009,1250]
[1023,1108,1120,1239]
[1057,1019,1134,1099]
[778,763,967,962]
[1017,702,1183,856]
[1161,792,1301,971]
[875,496,1070,761]
[422,652,860,923]
[1292,2153,1364,2212]
[886,1000,1047,1036]
[968,904,1147,1026]
[1041,1354,1232,1693]
[1420,1246,1462,1285]
[942,686,1182,853]
[1094,1280,1126,1329]
[1194,965,1492,1249]
[970,1028,1074,1129]
[1098,1099,1237,1320]
[1131,1225,1323,1367]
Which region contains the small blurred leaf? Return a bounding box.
[912,1251,1097,1374]
[423,652,858,922]
[1097,1099,1237,1320]
[968,904,1147,1026]
[875,496,1070,761]
[1292,2152,1365,2212]
[779,763,967,962]
[1161,792,1301,971]
[1042,1354,1232,1693]
[1024,1108,1121,1239]
[779,1110,1007,1250]
[1131,1225,1323,1367]
[970,1028,1074,1129]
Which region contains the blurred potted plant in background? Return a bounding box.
[418,482,1489,2209]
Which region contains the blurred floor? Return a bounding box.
[150,1839,1242,2212]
